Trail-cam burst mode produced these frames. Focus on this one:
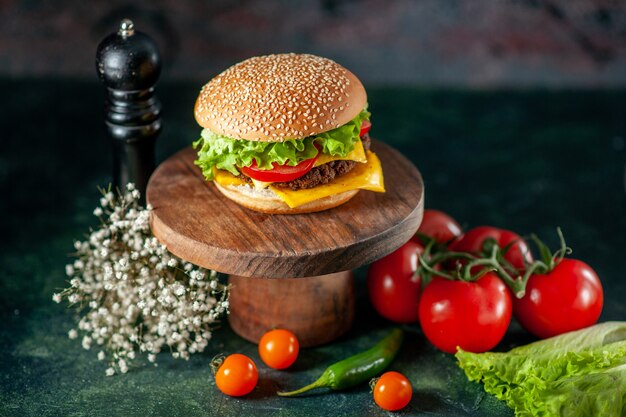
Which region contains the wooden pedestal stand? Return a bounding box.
[147,140,424,347]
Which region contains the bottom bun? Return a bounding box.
[214,182,359,214]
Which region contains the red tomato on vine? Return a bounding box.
[418,273,512,353]
[450,226,533,272]
[367,241,423,323]
[513,258,603,338]
[413,209,462,245]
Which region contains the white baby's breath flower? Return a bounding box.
[81,336,92,350]
[65,265,74,277]
[174,285,185,297]
[55,184,229,375]
[118,358,128,374]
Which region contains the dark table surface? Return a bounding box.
[1,79,625,416]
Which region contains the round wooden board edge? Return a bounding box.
[147,140,425,278]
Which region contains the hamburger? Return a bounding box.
[193,53,385,214]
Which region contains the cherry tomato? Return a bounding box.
[513,258,603,339]
[373,371,413,411]
[419,273,512,353]
[240,153,319,183]
[367,241,423,323]
[258,329,300,369]
[214,354,258,396]
[360,120,372,137]
[412,209,462,244]
[450,226,533,272]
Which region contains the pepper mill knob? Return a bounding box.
[95,19,162,202]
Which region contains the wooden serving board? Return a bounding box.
[147,140,424,278]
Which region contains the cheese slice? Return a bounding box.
[314,139,367,167]
[270,150,384,208]
[214,168,247,186]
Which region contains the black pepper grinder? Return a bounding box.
[95,19,162,203]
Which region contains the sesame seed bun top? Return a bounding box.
[194,53,367,142]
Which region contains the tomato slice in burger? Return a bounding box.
[360,120,372,137]
[241,154,319,183]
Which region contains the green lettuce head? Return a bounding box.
[194,108,370,180]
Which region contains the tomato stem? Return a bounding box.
[553,227,572,266]
[499,228,574,297]
[414,227,573,299]
[418,255,455,282]
[210,353,226,375]
[369,377,380,393]
[513,260,545,298]
[463,244,527,295]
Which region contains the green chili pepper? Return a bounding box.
[277,328,403,397]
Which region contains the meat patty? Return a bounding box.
[276,158,357,190]
[239,135,371,191]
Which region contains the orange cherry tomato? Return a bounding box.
[372,371,413,411]
[258,329,300,369]
[214,354,258,396]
